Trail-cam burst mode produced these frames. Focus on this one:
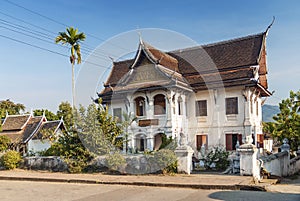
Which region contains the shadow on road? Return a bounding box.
[209,190,300,201]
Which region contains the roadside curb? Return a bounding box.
[0,176,267,191]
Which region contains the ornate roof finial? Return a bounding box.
[108,56,114,63]
[137,30,143,45]
[265,16,275,35]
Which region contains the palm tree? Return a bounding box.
[55,27,86,108]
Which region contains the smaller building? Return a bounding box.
[0,112,65,155]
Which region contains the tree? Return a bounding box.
[0,135,12,152]
[0,99,25,131]
[77,103,123,155]
[42,128,92,173]
[0,99,25,119]
[33,109,58,121]
[122,112,137,153]
[43,102,123,172]
[267,90,300,151]
[57,102,73,130]
[55,27,86,108]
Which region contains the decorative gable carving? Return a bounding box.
[129,64,169,85]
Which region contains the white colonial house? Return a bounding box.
[97,30,272,154]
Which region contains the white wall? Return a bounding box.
[27,139,51,154]
[108,86,264,152]
[187,87,249,148]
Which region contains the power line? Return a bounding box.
[0,15,114,61]
[0,9,120,59]
[4,0,68,27]
[0,21,106,60]
[3,0,130,52]
[0,34,111,69]
[0,18,53,40]
[0,34,67,57]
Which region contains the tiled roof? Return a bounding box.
[172,33,264,74]
[104,59,132,87]
[0,115,63,144]
[22,116,44,142]
[2,114,31,131]
[32,120,63,140]
[143,42,179,72]
[99,32,270,99]
[0,131,23,143]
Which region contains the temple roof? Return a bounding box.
[31,120,64,140]
[22,116,44,143]
[1,114,31,131]
[0,114,64,144]
[99,32,271,100]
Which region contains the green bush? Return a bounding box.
[159,136,177,150]
[105,152,126,173]
[64,158,86,173]
[0,136,11,152]
[40,130,94,173]
[1,150,22,169]
[154,149,177,174]
[203,146,229,171]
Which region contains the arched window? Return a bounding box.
[154,94,166,115]
[135,97,145,116]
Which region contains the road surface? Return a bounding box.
[0,180,299,201]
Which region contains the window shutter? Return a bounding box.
[238,134,243,145]
[226,134,232,150]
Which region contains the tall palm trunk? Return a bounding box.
[72,62,75,109]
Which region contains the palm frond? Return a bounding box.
[55,26,86,64]
[74,43,82,64]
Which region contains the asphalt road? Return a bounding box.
[0,180,299,201]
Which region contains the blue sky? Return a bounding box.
[0,0,299,112]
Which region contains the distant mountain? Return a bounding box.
[262,104,280,122]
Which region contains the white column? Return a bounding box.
[148,98,154,119]
[147,136,154,151]
[129,100,135,116]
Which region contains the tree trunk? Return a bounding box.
[72,62,75,109]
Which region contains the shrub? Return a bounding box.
[64,158,86,173]
[0,136,11,152]
[1,150,22,169]
[105,152,126,173]
[203,146,229,171]
[153,149,177,174]
[159,136,177,150]
[40,130,94,173]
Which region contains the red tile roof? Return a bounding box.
[99,32,271,100]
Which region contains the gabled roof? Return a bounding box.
[1,114,31,131]
[0,114,64,144]
[103,39,190,95]
[99,31,271,100]
[137,41,179,72]
[22,116,45,143]
[31,120,64,140]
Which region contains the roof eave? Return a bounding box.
[257,83,272,97]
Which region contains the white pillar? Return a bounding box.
[237,138,260,181]
[148,98,154,119]
[175,146,194,175]
[147,137,154,151]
